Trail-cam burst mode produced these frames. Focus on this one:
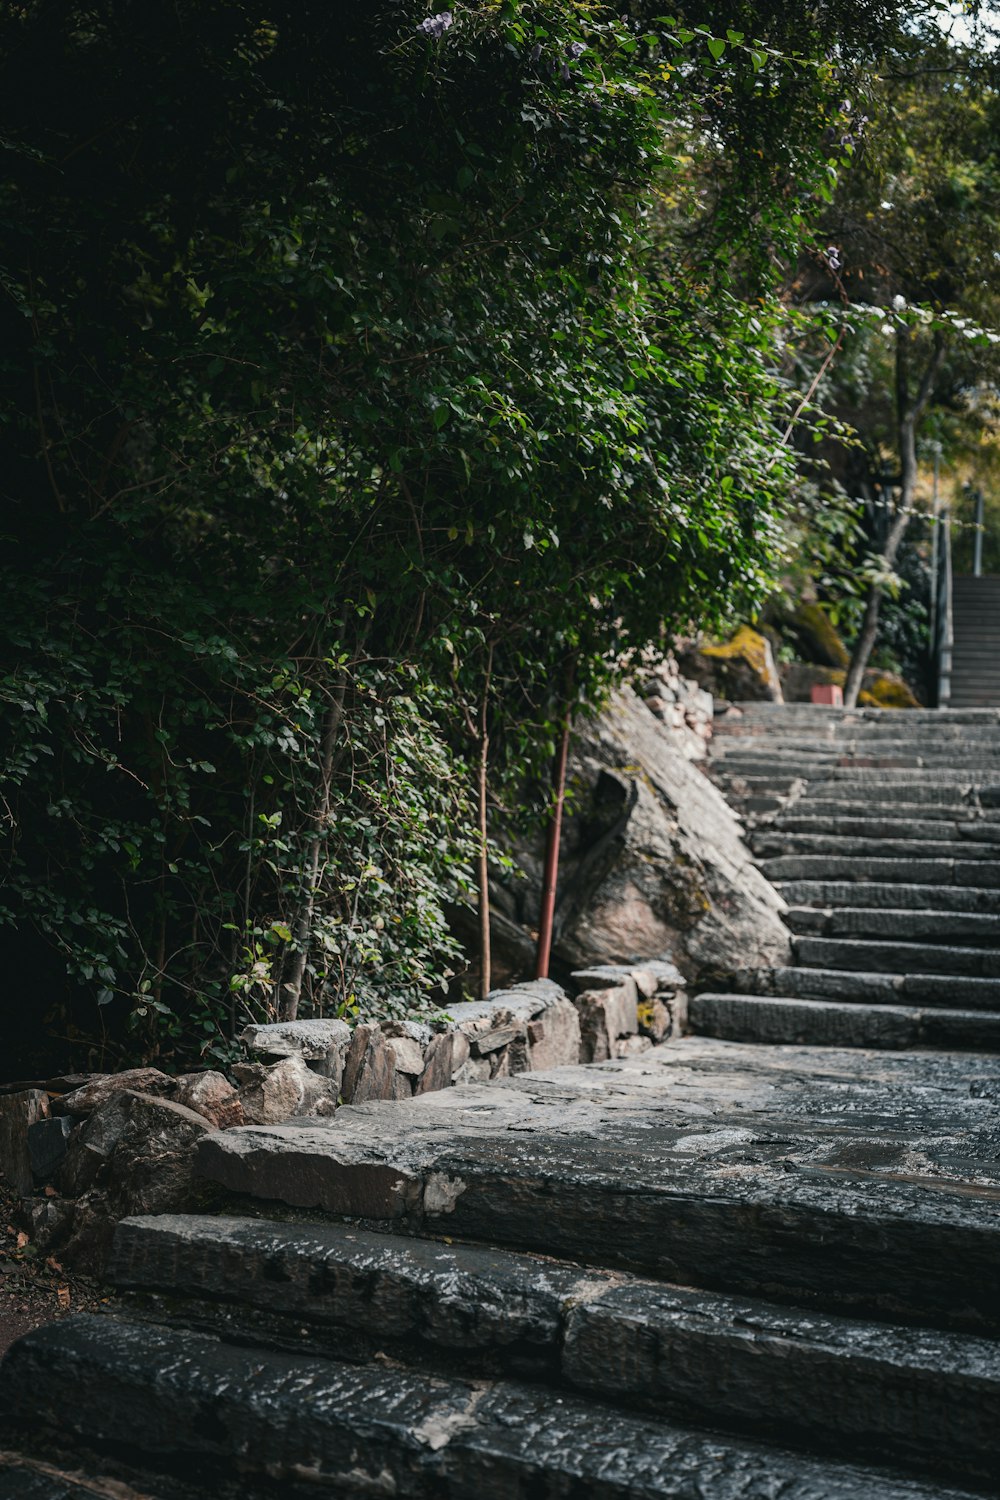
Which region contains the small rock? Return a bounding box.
[27,1116,73,1184]
[241,1019,350,1085]
[636,995,672,1042]
[237,1055,337,1124]
[450,1031,471,1078]
[342,1026,397,1106]
[575,985,640,1064]
[615,1034,653,1057]
[56,1069,177,1118]
[416,1033,455,1095]
[174,1071,245,1129]
[385,1036,425,1077]
[526,997,582,1071]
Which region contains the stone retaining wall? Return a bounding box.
[0,963,687,1270]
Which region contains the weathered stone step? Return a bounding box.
[770,816,1000,842]
[777,881,1000,914]
[780,800,1000,824]
[793,935,1000,977]
[691,993,1000,1051]
[716,705,1000,726]
[737,964,1000,1010]
[0,1454,148,1499]
[761,854,998,886]
[786,906,1000,944]
[753,831,1000,861]
[192,1045,1000,1328]
[0,1315,984,1500]
[108,1214,1000,1484]
[718,755,1000,777]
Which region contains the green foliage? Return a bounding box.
[0,0,895,1067]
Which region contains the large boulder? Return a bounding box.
[488,687,790,985]
[58,1090,215,1271]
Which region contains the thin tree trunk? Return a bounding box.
[475,645,494,1000]
[281,679,347,1021]
[535,702,573,981]
[843,329,944,708]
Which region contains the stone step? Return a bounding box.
[737,965,1000,1010]
[770,816,1000,842]
[191,1044,1000,1329]
[762,854,998,885]
[777,880,1000,913]
[0,1453,145,1499]
[785,906,1000,944]
[780,800,1000,823]
[691,993,1000,1051]
[0,1315,986,1500]
[718,769,1000,791]
[753,832,1000,861]
[717,756,1000,776]
[792,935,1000,978]
[107,1214,1000,1484]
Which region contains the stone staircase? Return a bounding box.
[693,702,1000,1049]
[4,705,1000,1498]
[951,576,1000,708]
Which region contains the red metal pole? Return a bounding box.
[535,706,572,980]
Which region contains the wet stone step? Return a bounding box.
[759,855,999,887]
[690,993,1000,1052]
[191,1045,1000,1328]
[736,965,1000,1011]
[110,1215,1000,1485]
[0,1315,986,1500]
[792,935,1000,978]
[785,906,1000,944]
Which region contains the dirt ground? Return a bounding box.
[0,1173,113,1358]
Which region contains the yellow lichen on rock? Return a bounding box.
[701,626,783,702]
[858,674,921,709]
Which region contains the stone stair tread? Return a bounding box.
[792,934,1000,976]
[737,964,1000,1009]
[753,833,1000,860]
[770,817,1000,842]
[107,1212,1000,1482]
[192,1042,1000,1326]
[691,993,1000,1051]
[777,881,1000,912]
[0,1314,985,1500]
[760,855,997,886]
[785,906,1000,942]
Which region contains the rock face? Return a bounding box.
[491,687,789,982]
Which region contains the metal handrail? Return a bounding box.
[933,507,953,709]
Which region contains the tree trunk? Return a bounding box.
[475,645,494,1000]
[280,679,347,1022]
[535,703,573,981]
[842,328,944,708]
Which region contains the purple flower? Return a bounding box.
[417,10,453,38]
[826,245,842,271]
[567,41,586,58]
